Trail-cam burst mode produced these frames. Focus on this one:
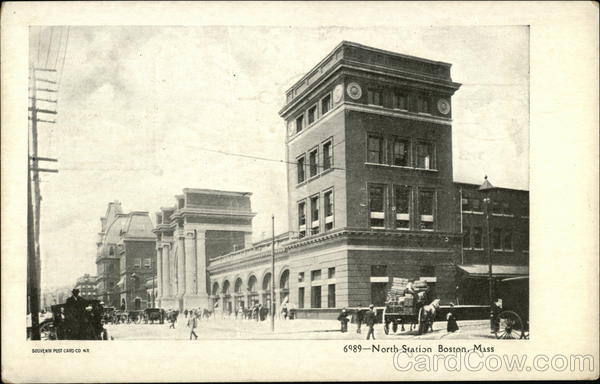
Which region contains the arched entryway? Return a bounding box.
[222,280,232,315]
[134,297,142,310]
[279,269,290,305]
[212,281,220,310]
[234,277,244,310]
[247,275,258,306]
[262,272,272,310]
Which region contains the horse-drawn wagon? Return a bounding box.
[382,278,439,335]
[493,276,529,339]
[39,299,108,340]
[143,308,165,324]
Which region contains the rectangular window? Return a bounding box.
[309,148,319,177]
[324,190,334,231]
[392,138,410,167]
[371,265,387,277]
[307,105,317,125]
[369,184,385,228]
[311,269,321,281]
[493,228,502,250]
[394,186,410,229]
[473,226,483,249]
[310,195,320,235]
[503,231,513,250]
[144,258,151,268]
[419,190,435,230]
[328,284,336,308]
[367,135,384,164]
[321,94,332,115]
[417,94,430,113]
[463,226,472,249]
[297,155,306,183]
[322,140,332,171]
[392,91,408,110]
[492,201,502,214]
[134,258,141,268]
[367,89,383,106]
[328,267,336,279]
[298,272,305,283]
[471,198,482,213]
[298,201,306,238]
[311,286,322,308]
[295,114,304,133]
[502,202,512,215]
[298,287,305,308]
[416,142,434,169]
[461,197,470,212]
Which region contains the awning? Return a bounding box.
[457,264,529,278]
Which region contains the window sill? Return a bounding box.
[296,180,308,188]
[307,174,319,182]
[462,210,484,215]
[492,213,514,217]
[414,167,438,172]
[473,248,484,251]
[321,167,333,176]
[364,162,388,167]
[420,229,434,232]
[390,164,413,170]
[396,228,410,231]
[370,227,386,230]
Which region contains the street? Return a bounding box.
[105,317,495,340]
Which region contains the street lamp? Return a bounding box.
[479,175,496,331]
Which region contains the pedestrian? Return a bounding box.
[446,303,459,333]
[281,303,288,320]
[184,309,188,318]
[169,310,177,329]
[355,304,364,334]
[188,313,199,340]
[337,308,349,332]
[364,304,377,340]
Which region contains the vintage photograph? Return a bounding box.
[26,25,531,342]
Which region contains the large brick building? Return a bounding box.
[95,201,156,310]
[154,42,529,317]
[73,274,97,299]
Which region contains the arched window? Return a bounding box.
[280,270,290,290]
[222,280,231,295]
[248,275,258,293]
[234,278,243,294]
[262,273,272,291]
[212,282,220,296]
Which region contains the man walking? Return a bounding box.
[188,313,199,340]
[355,304,364,334]
[364,304,377,340]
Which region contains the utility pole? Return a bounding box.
[28,63,59,340]
[271,214,275,332]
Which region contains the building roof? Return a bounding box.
[454,181,529,193]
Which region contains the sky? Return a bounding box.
[30,26,529,290]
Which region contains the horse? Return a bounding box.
[418,298,441,335]
[202,308,213,320]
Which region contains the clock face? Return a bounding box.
[437,98,451,115]
[346,82,362,100]
[333,84,344,103]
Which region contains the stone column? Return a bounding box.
[176,233,186,302]
[184,230,197,295]
[162,244,171,297]
[156,246,163,305]
[195,230,208,297]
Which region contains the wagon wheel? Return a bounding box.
[495,310,525,340]
[39,320,56,340]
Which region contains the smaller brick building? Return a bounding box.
[73,274,97,299]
